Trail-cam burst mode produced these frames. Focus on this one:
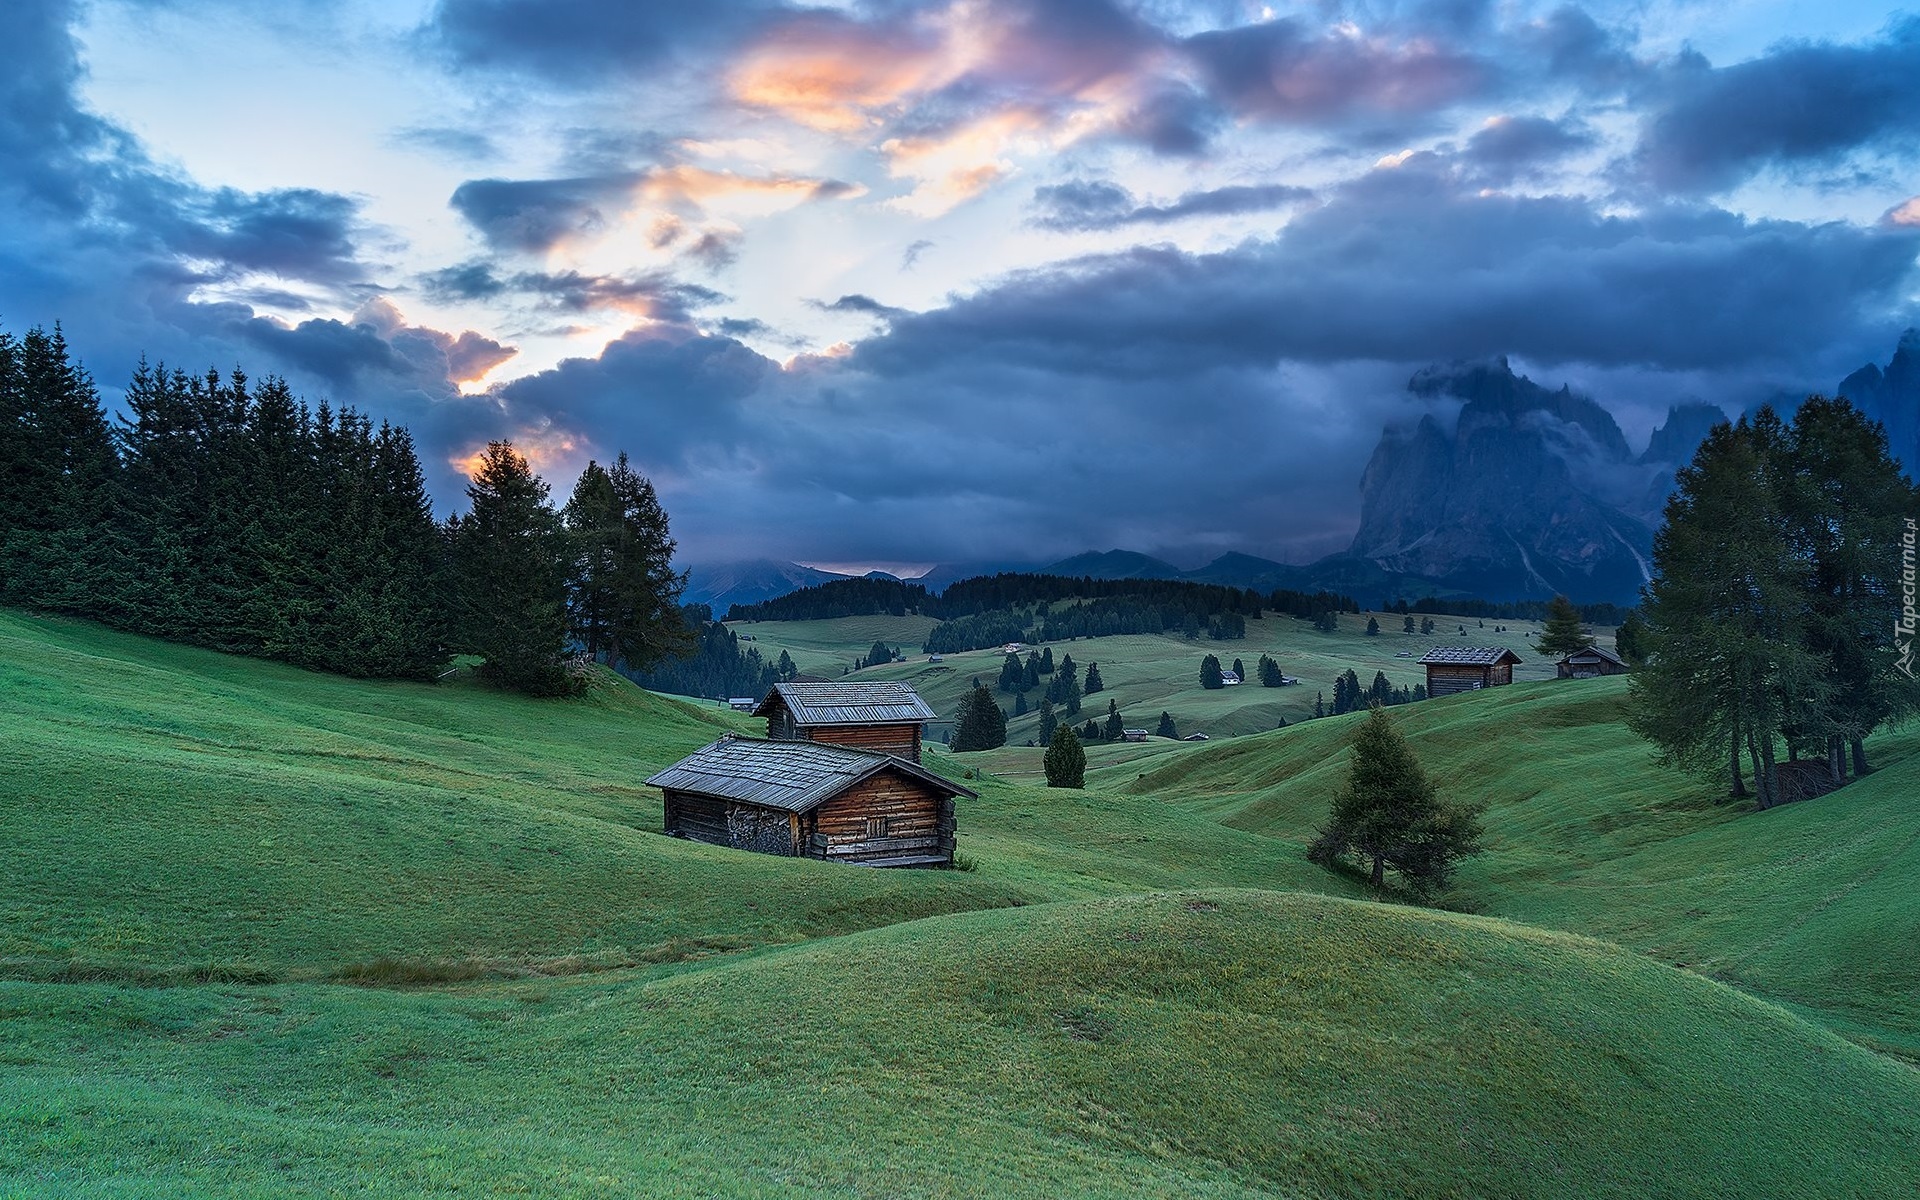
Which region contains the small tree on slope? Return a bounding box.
[1044,724,1086,788]
[1309,704,1485,897]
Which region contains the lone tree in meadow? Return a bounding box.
[1083,662,1104,694]
[1156,711,1177,738]
[951,683,1008,752]
[1199,654,1224,689]
[1309,704,1485,897]
[1258,654,1284,687]
[1102,698,1123,742]
[1365,616,1380,636]
[1534,594,1593,657]
[1044,723,1086,788]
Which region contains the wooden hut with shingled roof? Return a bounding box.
[648,681,970,867]
[1418,646,1523,696]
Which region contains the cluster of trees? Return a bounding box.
[1257,655,1286,686]
[1310,705,1485,896]
[0,324,690,695]
[619,605,796,700]
[856,641,900,669]
[1317,669,1424,716]
[1,328,446,678]
[723,576,932,621]
[1630,398,1918,808]
[1405,595,1633,627]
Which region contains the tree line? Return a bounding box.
[0,324,688,694]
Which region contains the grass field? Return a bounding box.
[828,609,1579,745]
[5,606,1918,1196]
[729,613,942,676]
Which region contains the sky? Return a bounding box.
[5,0,1918,571]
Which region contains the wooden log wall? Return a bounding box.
[1424,665,1490,697]
[807,773,953,864]
[805,722,923,762]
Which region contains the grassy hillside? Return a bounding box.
[728,613,942,675]
[835,611,1577,747]
[8,892,1919,1198]
[1122,676,1920,1057]
[0,609,1351,980]
[7,607,1919,1196]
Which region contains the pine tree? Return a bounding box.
[1231,657,1245,681]
[952,684,1008,751]
[1258,654,1283,686]
[1039,646,1054,674]
[998,652,1024,692]
[1535,594,1592,656]
[1014,691,1028,717]
[1614,613,1648,667]
[1365,616,1380,636]
[1420,616,1435,635]
[1037,696,1057,746]
[1044,724,1085,788]
[1103,698,1123,742]
[450,442,576,695]
[1199,654,1224,689]
[1403,614,1416,633]
[1308,705,1485,896]
[1156,711,1176,738]
[1083,662,1103,694]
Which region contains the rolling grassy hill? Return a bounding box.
[830,609,1574,744]
[4,607,1918,1196]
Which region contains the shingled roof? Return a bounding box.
[1417,646,1524,666]
[753,681,938,725]
[645,737,975,812]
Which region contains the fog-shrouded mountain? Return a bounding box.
[1044,550,1186,580]
[1339,358,1672,604]
[682,559,845,612]
[1839,328,1920,473]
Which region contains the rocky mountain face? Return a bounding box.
[1838,329,1920,472]
[1343,359,1689,603]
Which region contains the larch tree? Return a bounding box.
[1535,594,1593,656]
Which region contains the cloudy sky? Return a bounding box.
[7,0,1918,571]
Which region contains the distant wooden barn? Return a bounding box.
[1556,645,1628,679]
[1418,646,1522,696]
[648,736,972,867]
[649,681,970,868]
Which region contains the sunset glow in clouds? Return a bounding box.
[5,0,1916,565]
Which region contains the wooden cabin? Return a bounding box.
[1418,646,1523,696]
[1556,645,1628,679]
[754,681,937,762]
[648,736,973,867]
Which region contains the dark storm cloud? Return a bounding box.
[864,159,1920,378]
[448,175,633,254]
[1631,20,1920,193]
[1462,115,1595,183]
[1029,179,1314,231]
[425,0,785,80]
[1182,17,1491,125]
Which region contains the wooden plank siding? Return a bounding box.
[804,722,922,762]
[1425,663,1503,697]
[804,774,955,865]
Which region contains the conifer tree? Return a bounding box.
[1231,657,1245,681]
[1103,698,1123,742]
[1309,704,1485,895]
[1036,696,1057,746]
[1039,646,1054,674]
[998,652,1024,692]
[1535,594,1593,656]
[952,683,1007,751]
[1199,654,1224,689]
[1156,711,1176,738]
[450,441,575,695]
[1083,661,1103,694]
[1044,723,1085,788]
[1258,654,1283,686]
[1365,616,1380,636]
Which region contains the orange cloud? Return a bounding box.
[728,12,961,132]
[1887,196,1920,227]
[449,427,584,481]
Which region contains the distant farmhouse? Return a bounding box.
[1556,645,1628,679]
[1419,646,1522,697]
[1218,670,1242,686]
[648,682,972,868]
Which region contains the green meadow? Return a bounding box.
[4,606,1918,1196]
